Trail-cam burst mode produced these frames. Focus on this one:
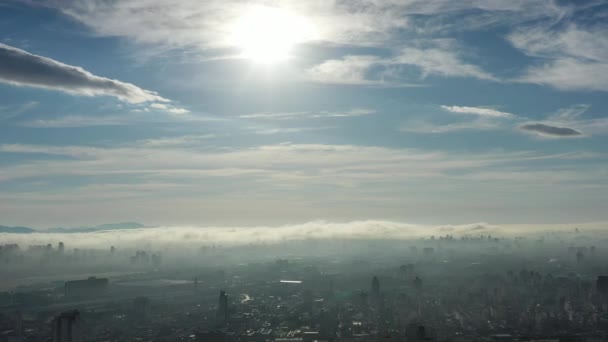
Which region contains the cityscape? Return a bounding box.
[1,225,608,341]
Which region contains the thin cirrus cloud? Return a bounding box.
[32,0,566,50]
[508,25,608,92]
[400,105,515,134]
[440,105,514,118]
[0,43,168,104]
[306,46,497,86]
[239,108,376,120]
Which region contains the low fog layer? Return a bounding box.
[1,220,605,250]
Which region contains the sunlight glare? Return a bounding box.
[229,7,316,63]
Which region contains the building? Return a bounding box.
[597,276,608,295]
[52,310,82,342]
[372,276,380,297]
[133,297,150,319]
[217,290,228,326]
[64,277,108,297]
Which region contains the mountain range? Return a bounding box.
[0,222,147,234]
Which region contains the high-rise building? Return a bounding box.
[52,310,82,342]
[217,290,228,326]
[414,276,423,290]
[597,276,608,295]
[133,297,150,319]
[372,276,380,297]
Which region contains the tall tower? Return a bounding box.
[53,310,82,342]
[371,276,380,297]
[598,276,608,295]
[217,290,228,326]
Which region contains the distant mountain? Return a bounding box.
[47,222,147,233]
[0,225,36,234]
[0,222,148,234]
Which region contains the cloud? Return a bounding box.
[400,105,514,134]
[0,142,600,188]
[20,115,129,128]
[440,105,514,118]
[0,101,38,120]
[395,47,497,81]
[251,126,334,135]
[307,45,496,85]
[0,43,168,103]
[306,55,390,85]
[30,0,567,51]
[509,25,608,92]
[149,103,190,114]
[516,104,608,138]
[400,119,504,134]
[136,135,217,148]
[240,108,376,120]
[519,123,583,137]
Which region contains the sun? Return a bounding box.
[229,7,315,63]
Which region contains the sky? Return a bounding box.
[0,0,607,228]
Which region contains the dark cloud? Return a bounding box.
[520,123,583,137]
[0,44,167,104]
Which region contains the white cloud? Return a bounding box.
[240,108,376,120]
[21,115,129,128]
[0,101,38,120]
[136,135,216,147]
[306,55,389,85]
[395,47,497,81]
[441,105,514,118]
[400,119,504,134]
[400,105,514,134]
[149,103,190,115]
[0,43,168,103]
[3,220,606,250]
[0,142,601,187]
[307,46,496,85]
[31,0,566,51]
[509,25,608,92]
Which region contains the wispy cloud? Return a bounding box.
[21,115,130,128]
[31,0,567,52]
[251,126,334,135]
[0,101,38,120]
[149,103,190,115]
[307,45,497,85]
[240,108,375,120]
[0,43,168,103]
[394,46,497,81]
[136,134,216,147]
[400,119,504,134]
[0,142,601,186]
[509,25,608,92]
[306,56,392,86]
[400,105,515,134]
[440,105,514,118]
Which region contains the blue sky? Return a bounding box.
[1,0,607,227]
